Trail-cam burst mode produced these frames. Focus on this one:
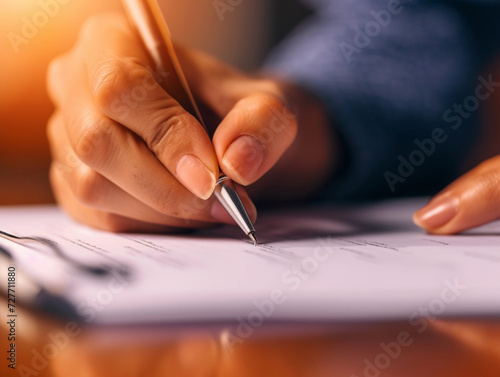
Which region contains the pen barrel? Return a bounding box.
[213,175,255,236]
[121,0,202,122]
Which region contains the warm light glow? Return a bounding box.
[0,0,123,204]
[0,0,270,204]
[3,0,40,13]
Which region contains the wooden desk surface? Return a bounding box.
[1,296,499,377]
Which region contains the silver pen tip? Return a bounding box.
[248,231,258,246]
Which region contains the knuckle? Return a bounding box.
[73,116,114,165]
[74,167,103,206]
[92,58,152,113]
[123,65,157,105]
[92,59,124,110]
[146,109,190,155]
[50,152,81,182]
[126,62,154,84]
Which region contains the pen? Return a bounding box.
[121,0,257,245]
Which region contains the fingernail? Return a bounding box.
[176,155,216,200]
[222,135,265,185]
[413,194,459,229]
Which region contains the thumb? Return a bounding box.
[413,156,500,234]
[175,46,298,186]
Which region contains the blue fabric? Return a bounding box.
[265,0,500,199]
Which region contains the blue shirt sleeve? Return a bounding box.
[264,0,499,199]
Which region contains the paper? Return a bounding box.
[0,198,499,325]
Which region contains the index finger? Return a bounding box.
[81,14,219,200]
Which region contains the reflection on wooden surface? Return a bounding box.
[1,296,499,376]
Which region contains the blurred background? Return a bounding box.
[0,0,309,205]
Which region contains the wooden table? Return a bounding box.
[1,296,499,377]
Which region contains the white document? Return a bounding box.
[0,198,499,325]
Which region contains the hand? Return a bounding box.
[413,155,500,234]
[47,13,338,232]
